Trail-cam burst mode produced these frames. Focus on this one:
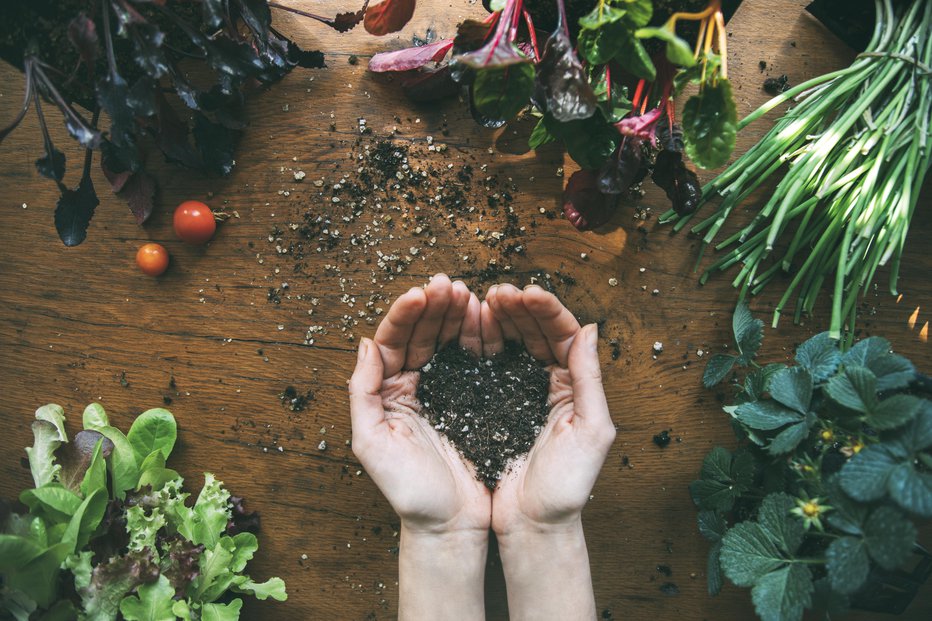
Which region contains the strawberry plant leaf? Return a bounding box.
[863,506,916,570]
[750,564,813,621]
[870,394,923,430]
[683,79,737,169]
[734,400,803,431]
[767,421,810,455]
[842,337,914,391]
[720,522,786,586]
[697,510,727,542]
[768,367,813,414]
[794,332,840,381]
[887,462,932,518]
[732,302,763,364]
[758,493,805,555]
[826,537,869,594]
[702,353,736,388]
[824,366,877,413]
[840,445,898,503]
[707,541,724,596]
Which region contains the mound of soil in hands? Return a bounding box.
[417,343,551,488]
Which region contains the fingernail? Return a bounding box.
[357,338,369,361]
[523,284,542,292]
[586,324,598,347]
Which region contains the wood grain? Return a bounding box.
[0,1,929,619]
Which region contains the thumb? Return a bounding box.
[567,324,611,431]
[349,338,386,436]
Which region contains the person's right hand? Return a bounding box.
[348,274,491,534]
[483,284,616,535]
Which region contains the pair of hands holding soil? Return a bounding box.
[349,274,616,620]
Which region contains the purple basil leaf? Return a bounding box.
[128,77,157,117]
[36,148,66,182]
[197,86,247,130]
[201,0,224,28]
[55,164,99,247]
[160,536,205,597]
[97,74,136,147]
[128,21,169,79]
[652,150,702,215]
[535,26,597,122]
[68,13,99,71]
[100,138,142,177]
[332,8,368,32]
[193,112,237,176]
[101,156,132,193]
[400,66,460,102]
[369,39,454,72]
[563,169,616,230]
[154,93,202,169]
[168,67,200,110]
[58,430,114,492]
[237,0,272,40]
[118,170,157,225]
[208,36,266,82]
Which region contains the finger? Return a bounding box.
[460,292,482,357]
[405,273,453,370]
[497,284,554,364]
[438,280,471,348]
[348,338,386,440]
[486,285,521,343]
[523,286,581,367]
[374,287,427,377]
[481,299,505,357]
[567,324,611,429]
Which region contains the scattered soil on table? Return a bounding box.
[416,343,550,488]
[653,429,672,448]
[763,74,790,95]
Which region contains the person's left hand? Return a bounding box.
[348,274,491,534]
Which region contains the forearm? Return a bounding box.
[399,525,488,621]
[496,518,596,621]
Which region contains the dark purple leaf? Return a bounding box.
[68,13,99,71]
[128,77,157,117]
[237,0,272,40]
[118,171,157,224]
[64,114,103,149]
[36,149,66,182]
[369,39,454,72]
[100,138,142,177]
[160,536,204,597]
[201,0,224,28]
[399,66,460,102]
[226,495,261,535]
[101,157,132,193]
[193,113,237,176]
[332,8,368,32]
[655,119,684,152]
[208,36,266,82]
[128,21,169,79]
[563,169,616,230]
[55,155,99,247]
[535,26,597,122]
[58,430,114,492]
[597,137,647,195]
[652,150,702,215]
[364,0,416,36]
[97,74,136,147]
[168,67,201,110]
[197,86,247,130]
[154,93,201,169]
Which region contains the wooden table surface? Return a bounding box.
[1,1,929,619]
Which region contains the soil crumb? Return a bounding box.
[652,429,672,448]
[417,343,550,488]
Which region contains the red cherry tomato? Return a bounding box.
[136,243,170,276]
[173,200,216,244]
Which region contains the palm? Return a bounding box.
[373,371,491,530]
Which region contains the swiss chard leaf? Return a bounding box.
[562,169,616,231]
[472,63,535,123]
[636,26,696,67]
[364,0,416,36]
[545,112,619,170]
[652,149,702,216]
[682,79,737,169]
[369,39,454,72]
[535,25,597,122]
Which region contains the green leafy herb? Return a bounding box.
[1,403,285,620]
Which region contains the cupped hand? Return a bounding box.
[348,274,491,534]
[484,284,616,535]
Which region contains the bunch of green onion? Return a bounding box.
[661,0,931,346]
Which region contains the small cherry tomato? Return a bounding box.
[136,243,170,276]
[173,200,216,244]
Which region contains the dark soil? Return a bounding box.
[417,343,551,488]
[652,429,672,448]
[763,74,790,95]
